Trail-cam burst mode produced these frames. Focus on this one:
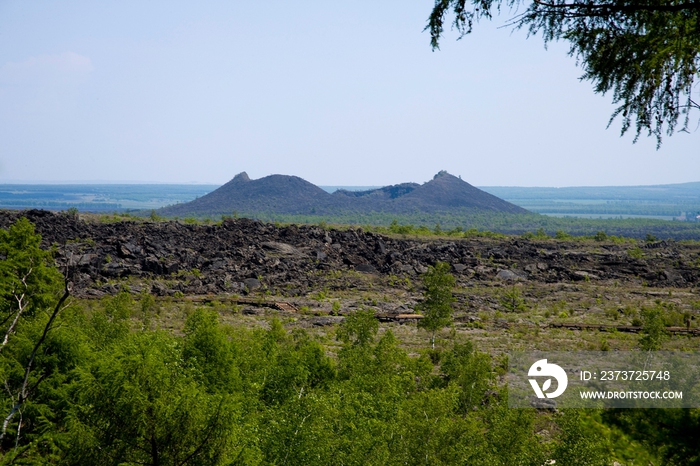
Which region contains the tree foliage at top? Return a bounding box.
[427,0,700,146]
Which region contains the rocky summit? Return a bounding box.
[158,171,336,217]
[333,171,527,214]
[157,171,528,217]
[2,210,698,300]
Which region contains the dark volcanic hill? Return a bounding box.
[399,172,527,213]
[159,172,338,217]
[334,171,527,214]
[157,170,527,217]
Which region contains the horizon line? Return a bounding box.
[1,179,699,189]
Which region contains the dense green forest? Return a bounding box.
[1,218,699,464]
[482,184,700,217]
[0,185,217,212]
[184,210,700,241]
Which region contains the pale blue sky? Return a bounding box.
[0,1,697,187]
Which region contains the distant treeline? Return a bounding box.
[0,201,122,210]
[515,202,699,217]
[0,184,217,211]
[482,183,700,202]
[171,210,700,241]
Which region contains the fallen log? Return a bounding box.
[376,313,424,323]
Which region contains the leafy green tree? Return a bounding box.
[336,308,378,349]
[638,304,669,351]
[261,328,335,406]
[335,308,381,381]
[0,218,64,353]
[64,331,241,466]
[551,411,609,466]
[86,291,132,350]
[604,408,700,465]
[0,218,70,449]
[0,305,88,463]
[427,0,700,145]
[417,262,456,348]
[440,342,494,412]
[183,309,240,393]
[391,386,484,465]
[500,284,528,312]
[479,406,547,465]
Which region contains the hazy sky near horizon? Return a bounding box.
[1,1,698,188]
